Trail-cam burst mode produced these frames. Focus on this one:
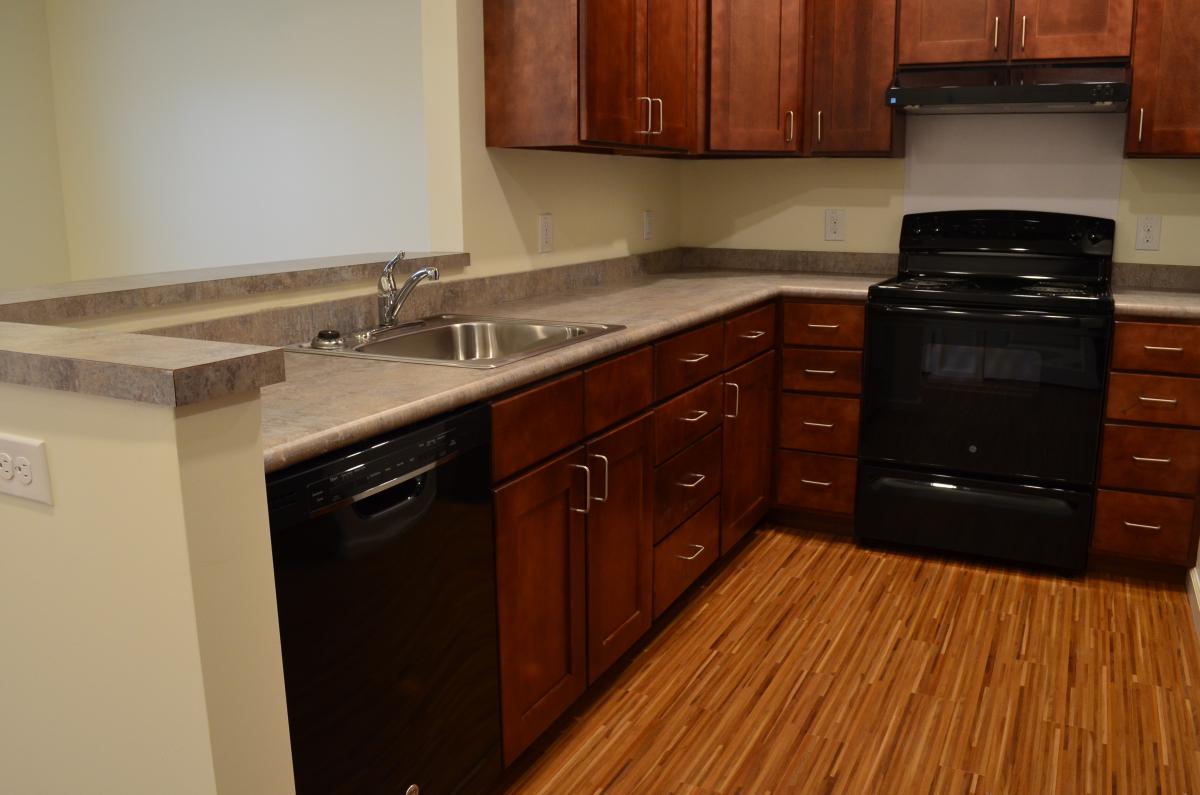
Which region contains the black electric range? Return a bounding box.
[856,210,1115,572]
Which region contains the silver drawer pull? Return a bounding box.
[589,453,610,502]
[1124,521,1162,532]
[804,369,838,376]
[1139,395,1178,405]
[801,479,833,487]
[803,421,835,429]
[1132,456,1172,464]
[680,409,709,423]
[807,323,840,330]
[677,473,706,489]
[569,463,592,514]
[680,353,710,364]
[676,544,706,561]
[740,330,767,340]
[1144,345,1184,352]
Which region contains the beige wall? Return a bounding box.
[1118,160,1200,267]
[0,0,70,289]
[0,384,293,794]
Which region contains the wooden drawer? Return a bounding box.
[655,321,725,399]
[1093,489,1196,566]
[776,451,857,515]
[653,497,720,619]
[724,304,777,369]
[492,373,584,482]
[779,394,860,456]
[1106,373,1200,428]
[782,349,863,394]
[654,429,723,542]
[584,346,653,436]
[1113,321,1200,376]
[782,303,864,349]
[653,377,723,465]
[1099,423,1200,496]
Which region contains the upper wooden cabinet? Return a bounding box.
[710,0,803,152]
[898,0,1011,65]
[1125,0,1200,157]
[486,0,698,151]
[807,0,902,156]
[1011,0,1134,60]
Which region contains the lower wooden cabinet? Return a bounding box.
[494,447,589,765]
[654,497,721,617]
[722,351,775,553]
[777,450,858,514]
[585,414,654,683]
[1093,489,1196,565]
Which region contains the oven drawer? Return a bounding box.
[1106,373,1200,428]
[724,304,777,369]
[783,303,864,348]
[1113,322,1200,376]
[655,322,725,400]
[654,429,723,542]
[1093,489,1195,566]
[781,349,862,394]
[653,498,720,618]
[653,377,723,465]
[777,451,856,514]
[779,394,860,456]
[1099,423,1200,496]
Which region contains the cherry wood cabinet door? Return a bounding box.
[710,0,803,152]
[898,0,1010,65]
[722,351,776,554]
[1125,0,1200,157]
[581,0,648,146]
[646,0,696,149]
[1011,0,1133,60]
[807,0,900,155]
[494,447,588,765]
[585,414,654,683]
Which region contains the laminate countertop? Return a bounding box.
[258,271,1200,473]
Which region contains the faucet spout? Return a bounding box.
[378,256,439,327]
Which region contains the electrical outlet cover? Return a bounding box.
[0,434,52,505]
[1136,214,1162,252]
[537,213,554,254]
[825,209,847,242]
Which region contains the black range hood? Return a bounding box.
[886,63,1130,115]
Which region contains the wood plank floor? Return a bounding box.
[504,527,1200,794]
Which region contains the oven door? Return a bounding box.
[860,303,1111,486]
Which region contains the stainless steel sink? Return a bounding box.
[292,314,625,368]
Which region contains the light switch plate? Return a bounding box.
[0,434,52,505]
[1136,215,1162,251]
[825,209,847,242]
[642,209,655,241]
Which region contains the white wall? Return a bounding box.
[0,0,71,289]
[44,0,430,281]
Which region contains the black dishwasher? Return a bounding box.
[266,404,502,794]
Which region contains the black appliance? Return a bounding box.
[886,63,1130,115]
[266,405,502,794]
[857,210,1115,572]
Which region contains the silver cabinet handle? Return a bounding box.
[650,98,664,135]
[994,16,999,50]
[785,110,795,143]
[676,544,706,561]
[1144,345,1183,352]
[804,369,838,375]
[725,382,741,419]
[816,110,823,143]
[680,353,710,364]
[740,330,767,340]
[801,479,833,487]
[680,409,709,423]
[803,421,835,429]
[589,454,609,502]
[807,323,839,329]
[1020,15,1027,50]
[1138,108,1145,143]
[569,463,592,514]
[1124,521,1162,531]
[636,96,652,135]
[1132,456,1172,464]
[1139,395,1178,405]
[677,473,706,489]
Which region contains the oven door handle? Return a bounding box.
[873,303,1102,328]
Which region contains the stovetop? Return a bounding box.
[870,273,1114,314]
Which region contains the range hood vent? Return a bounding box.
[887,64,1131,115]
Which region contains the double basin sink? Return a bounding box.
[294,314,625,369]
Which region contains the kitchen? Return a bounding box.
[2,0,1199,793]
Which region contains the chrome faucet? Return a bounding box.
[377,253,439,327]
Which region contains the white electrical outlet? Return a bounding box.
[1136,214,1162,251]
[0,434,52,505]
[643,210,655,241]
[825,209,847,242]
[537,213,554,254]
